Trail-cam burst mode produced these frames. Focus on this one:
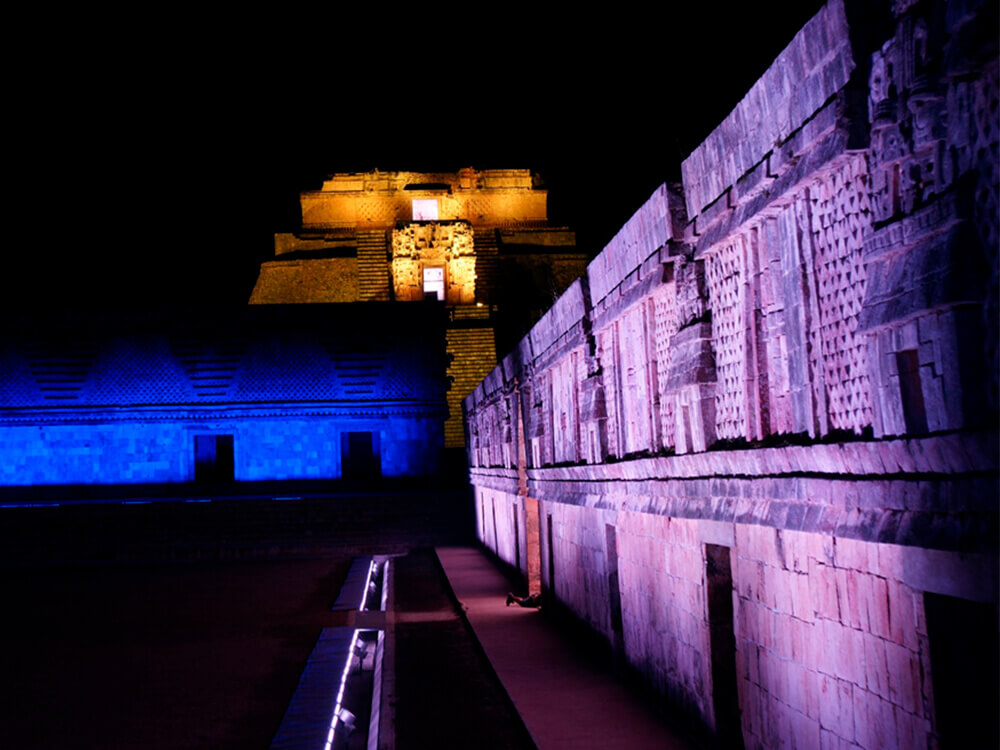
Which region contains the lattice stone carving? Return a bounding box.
[970,62,1000,407]
[551,352,580,464]
[653,285,679,449]
[596,328,620,458]
[90,337,190,404]
[706,238,747,440]
[807,155,874,433]
[358,197,397,225]
[466,197,491,222]
[619,304,652,454]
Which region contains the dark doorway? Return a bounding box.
[194,435,234,483]
[605,524,625,656]
[705,544,744,749]
[340,431,381,478]
[896,349,928,434]
[925,593,999,748]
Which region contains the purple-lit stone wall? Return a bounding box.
[465,1,998,747]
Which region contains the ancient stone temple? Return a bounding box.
[0,305,448,485]
[250,168,586,449]
[464,1,999,748]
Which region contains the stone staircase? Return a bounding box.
[357,231,390,301]
[473,228,499,304]
[445,325,497,449]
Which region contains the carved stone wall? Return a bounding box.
[465,1,998,747]
[251,171,587,451]
[391,221,476,304]
[0,306,449,484]
[300,169,549,230]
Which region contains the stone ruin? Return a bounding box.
[463,1,999,747]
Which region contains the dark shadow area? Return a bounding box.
[925,592,1000,749]
[705,544,744,750]
[392,549,536,749]
[0,486,475,565]
[0,557,353,750]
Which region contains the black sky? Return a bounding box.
[6,4,824,311]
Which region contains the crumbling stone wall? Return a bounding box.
[465,1,998,747]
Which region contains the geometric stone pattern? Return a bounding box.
[653,284,677,448]
[0,307,449,484]
[465,2,998,748]
[706,236,747,440]
[252,168,588,452]
[550,350,580,465]
[806,154,874,433]
[0,313,441,408]
[300,169,548,230]
[653,286,679,449]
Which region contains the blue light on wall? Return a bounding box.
[0,305,448,485]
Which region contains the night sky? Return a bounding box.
[6,4,823,312]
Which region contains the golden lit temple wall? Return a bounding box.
[249,258,360,304]
[319,169,534,192]
[301,175,548,229]
[273,233,353,257]
[248,168,587,452]
[391,223,476,304]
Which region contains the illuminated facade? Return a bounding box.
[465,1,998,748]
[0,305,447,485]
[250,168,586,448]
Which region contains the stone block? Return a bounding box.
[809,558,841,621]
[789,616,812,665]
[781,530,812,573]
[769,565,795,614]
[819,728,840,750]
[786,660,809,714]
[762,648,790,704]
[836,568,863,630]
[863,633,890,699]
[822,618,866,685]
[893,705,929,750]
[789,708,822,750]
[853,688,898,750]
[884,640,919,714]
[819,673,855,740]
[834,536,875,571]
[789,573,814,622]
[772,612,796,661]
[865,575,891,640]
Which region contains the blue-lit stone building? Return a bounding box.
[0,304,447,485]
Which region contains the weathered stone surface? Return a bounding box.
[681,0,857,217]
[252,168,590,449]
[249,257,360,304]
[465,2,998,748]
